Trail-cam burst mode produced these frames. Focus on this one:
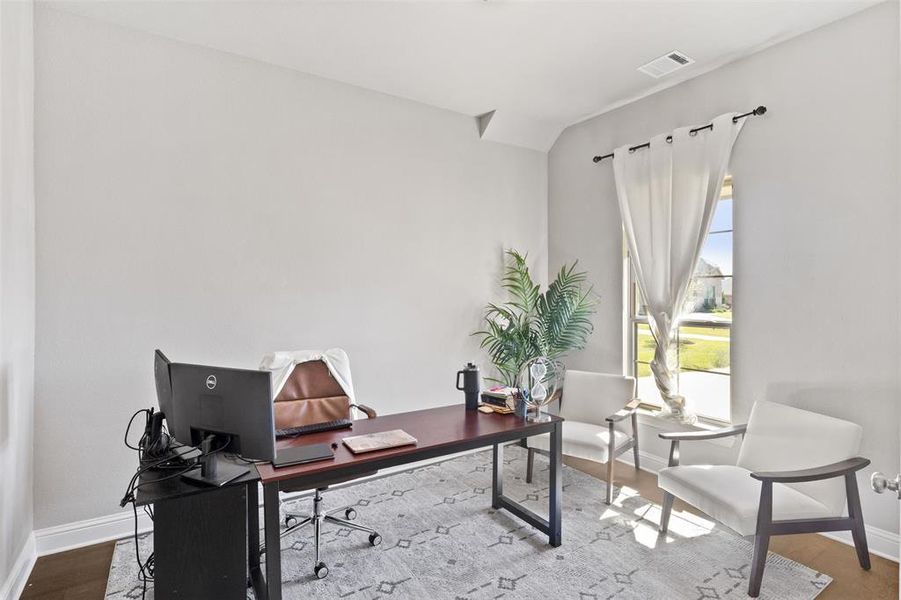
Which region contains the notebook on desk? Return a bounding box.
[342,429,417,454]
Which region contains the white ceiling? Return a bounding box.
[46,0,877,151]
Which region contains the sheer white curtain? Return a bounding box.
[613,113,744,423]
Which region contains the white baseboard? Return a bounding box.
[35,509,153,557]
[0,532,36,600]
[619,449,669,474]
[821,527,899,563]
[617,450,899,563]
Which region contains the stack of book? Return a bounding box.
[480,387,519,414]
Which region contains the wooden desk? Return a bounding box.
[256,404,563,600]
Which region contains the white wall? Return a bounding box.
[0,0,36,595]
[33,7,547,529]
[549,1,900,539]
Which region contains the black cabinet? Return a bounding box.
[136,460,259,600]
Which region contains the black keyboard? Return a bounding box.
[276,419,353,439]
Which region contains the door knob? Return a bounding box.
[870,472,901,499]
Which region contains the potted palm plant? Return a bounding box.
[474,250,598,395]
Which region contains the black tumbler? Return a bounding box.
[456,362,481,411]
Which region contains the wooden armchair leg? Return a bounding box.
[749,481,773,598]
[526,448,535,484]
[631,412,640,470]
[845,473,871,570]
[659,491,674,534]
[748,532,771,598]
[605,422,615,504]
[605,458,614,504]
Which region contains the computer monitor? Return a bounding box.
[168,361,276,486]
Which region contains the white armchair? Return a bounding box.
[526,370,640,504]
[657,401,871,597]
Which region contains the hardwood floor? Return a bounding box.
[21,456,899,599]
[20,542,116,600]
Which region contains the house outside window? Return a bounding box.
[628,177,733,422]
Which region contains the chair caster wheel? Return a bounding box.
[284,516,297,528]
[314,562,329,579]
[369,533,382,546]
[345,508,357,520]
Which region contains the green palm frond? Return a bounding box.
[473,249,598,386]
[501,250,540,314]
[537,261,598,358]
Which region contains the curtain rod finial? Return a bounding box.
[755,105,767,116]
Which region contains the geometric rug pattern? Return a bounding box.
[105,445,830,599]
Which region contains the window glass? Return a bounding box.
[629,180,733,422]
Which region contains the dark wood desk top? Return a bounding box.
[256,404,561,485]
[135,457,259,506]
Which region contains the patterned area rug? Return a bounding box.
[106,446,830,599]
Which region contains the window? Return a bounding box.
[628,178,733,422]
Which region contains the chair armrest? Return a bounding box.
[750,457,870,483]
[350,403,377,419]
[658,424,746,441]
[606,398,641,423]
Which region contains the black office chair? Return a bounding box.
[263,354,381,579]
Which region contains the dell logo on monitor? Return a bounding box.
[206,375,217,390]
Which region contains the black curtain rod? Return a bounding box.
[591,105,767,163]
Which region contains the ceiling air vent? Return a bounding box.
[638,50,695,79]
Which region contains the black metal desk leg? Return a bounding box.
[247,482,266,599]
[263,482,282,600]
[248,483,260,570]
[548,421,562,546]
[492,443,504,509]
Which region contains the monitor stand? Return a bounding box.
[182,436,249,488]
